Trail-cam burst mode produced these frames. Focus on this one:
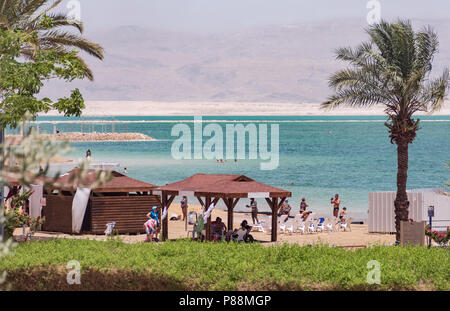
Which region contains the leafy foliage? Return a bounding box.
[0,123,113,287]
[4,208,45,239]
[0,29,87,128]
[0,0,104,80]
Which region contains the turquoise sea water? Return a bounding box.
[24,115,450,219]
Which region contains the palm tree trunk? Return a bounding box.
[394,140,410,241]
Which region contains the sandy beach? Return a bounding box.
[41,101,450,117]
[16,203,395,247]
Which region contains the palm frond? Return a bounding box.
[414,26,438,73]
[39,30,104,60]
[323,20,450,119]
[418,68,450,113]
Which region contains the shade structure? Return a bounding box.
[156,173,292,242]
[42,169,160,234]
[48,169,157,193]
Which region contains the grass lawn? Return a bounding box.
[1,238,449,290]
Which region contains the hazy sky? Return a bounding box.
[64,0,450,34]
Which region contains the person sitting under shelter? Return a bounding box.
[211,217,227,241]
[232,220,254,243]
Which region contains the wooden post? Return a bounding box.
[271,197,278,242]
[161,192,168,241]
[205,197,211,241]
[161,192,175,241]
[225,198,233,231]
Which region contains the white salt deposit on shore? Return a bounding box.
[41,101,450,117]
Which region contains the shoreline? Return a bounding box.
[40,101,450,117]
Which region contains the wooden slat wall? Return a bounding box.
[88,195,162,234]
[42,195,73,233]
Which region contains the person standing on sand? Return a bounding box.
[246,198,259,224]
[86,149,91,161]
[331,194,340,218]
[180,196,188,221]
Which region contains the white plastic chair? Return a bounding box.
[325,218,337,232]
[339,217,353,232]
[291,214,302,232]
[280,218,294,234]
[307,219,320,233]
[297,221,307,234]
[253,217,269,232]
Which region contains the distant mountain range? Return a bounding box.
[40,19,450,103]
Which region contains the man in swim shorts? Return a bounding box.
[331,194,340,218]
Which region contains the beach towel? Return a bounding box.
[29,184,43,218]
[72,188,91,233]
[203,203,215,219]
[161,206,168,220]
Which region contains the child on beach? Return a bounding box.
[339,207,347,222]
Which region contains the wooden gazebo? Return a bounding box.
[42,169,161,234]
[155,174,291,242]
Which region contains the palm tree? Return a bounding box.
[322,20,450,240]
[0,0,103,80]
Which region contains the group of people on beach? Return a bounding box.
[143,193,348,242]
[246,194,347,225]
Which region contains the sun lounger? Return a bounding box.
[317,218,327,232]
[291,214,303,233]
[252,217,269,232]
[280,218,294,234]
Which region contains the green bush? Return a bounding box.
[1,239,448,290]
